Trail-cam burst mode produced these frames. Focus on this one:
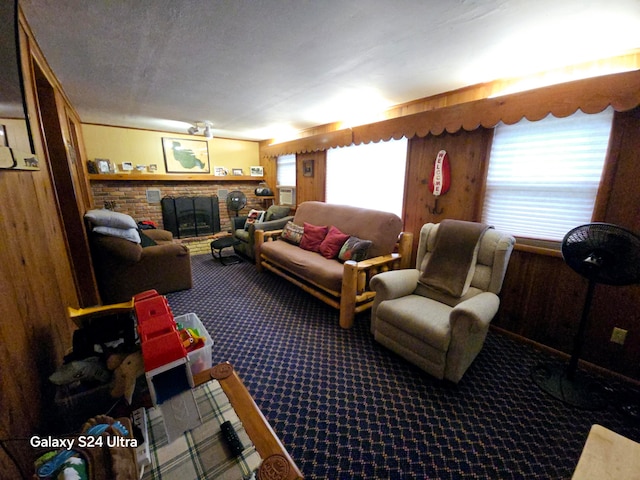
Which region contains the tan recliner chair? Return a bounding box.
[370,221,515,383]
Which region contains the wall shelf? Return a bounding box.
[88,173,264,182]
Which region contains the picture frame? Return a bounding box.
[96,158,111,174]
[250,166,264,177]
[303,159,314,177]
[232,168,244,176]
[214,167,228,176]
[121,162,134,171]
[162,137,210,173]
[148,164,158,172]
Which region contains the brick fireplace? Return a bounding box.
[90,179,269,235]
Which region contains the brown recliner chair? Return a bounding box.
[85,210,192,304]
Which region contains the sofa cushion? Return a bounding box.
[261,240,345,293]
[338,236,372,262]
[281,221,304,245]
[85,209,138,230]
[319,225,350,259]
[293,201,402,258]
[300,222,328,252]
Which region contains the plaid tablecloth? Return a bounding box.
[142,380,262,479]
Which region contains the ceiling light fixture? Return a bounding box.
[203,122,213,139]
[187,121,214,139]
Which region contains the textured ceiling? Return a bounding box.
[20,0,640,141]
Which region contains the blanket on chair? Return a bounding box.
[420,219,491,297]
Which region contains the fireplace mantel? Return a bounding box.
[89,173,264,182]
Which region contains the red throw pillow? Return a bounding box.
[318,225,350,259]
[299,222,328,252]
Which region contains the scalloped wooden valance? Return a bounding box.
[262,69,640,157]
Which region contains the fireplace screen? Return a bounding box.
[161,196,221,238]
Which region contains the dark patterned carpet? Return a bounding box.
[166,253,640,479]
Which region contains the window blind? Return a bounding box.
[276,154,296,187]
[326,137,408,218]
[482,107,613,241]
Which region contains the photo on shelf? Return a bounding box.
[96,158,111,173]
[250,166,264,176]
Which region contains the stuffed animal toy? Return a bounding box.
[107,351,144,404]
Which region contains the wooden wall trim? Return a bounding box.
[355,70,640,141]
[261,69,640,157]
[261,128,353,157]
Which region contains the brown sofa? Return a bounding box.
[255,201,413,328]
[85,209,192,304]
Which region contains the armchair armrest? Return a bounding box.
[446,292,500,383]
[369,268,420,301]
[254,215,294,232]
[340,255,413,329]
[140,242,190,258]
[450,292,500,333]
[144,228,174,243]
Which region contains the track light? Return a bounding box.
[187,121,214,139]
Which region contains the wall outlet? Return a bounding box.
[610,327,628,345]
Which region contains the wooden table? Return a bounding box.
[572,424,640,479]
[193,362,303,480]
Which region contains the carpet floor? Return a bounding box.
[166,253,640,479]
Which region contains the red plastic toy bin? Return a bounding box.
[140,331,187,372]
[135,295,172,327]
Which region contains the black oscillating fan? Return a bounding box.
[226,190,247,217]
[532,223,640,409]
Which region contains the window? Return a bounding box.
[277,154,296,187]
[482,108,613,241]
[326,137,408,218]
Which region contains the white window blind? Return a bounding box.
[482,107,613,241]
[326,137,408,218]
[277,153,296,186]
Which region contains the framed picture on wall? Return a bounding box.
[303,159,314,177]
[250,166,264,177]
[162,137,210,173]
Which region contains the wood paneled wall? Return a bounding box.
[0,12,92,475]
[402,128,493,263]
[296,151,326,204]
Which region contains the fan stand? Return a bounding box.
[532,279,607,410]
